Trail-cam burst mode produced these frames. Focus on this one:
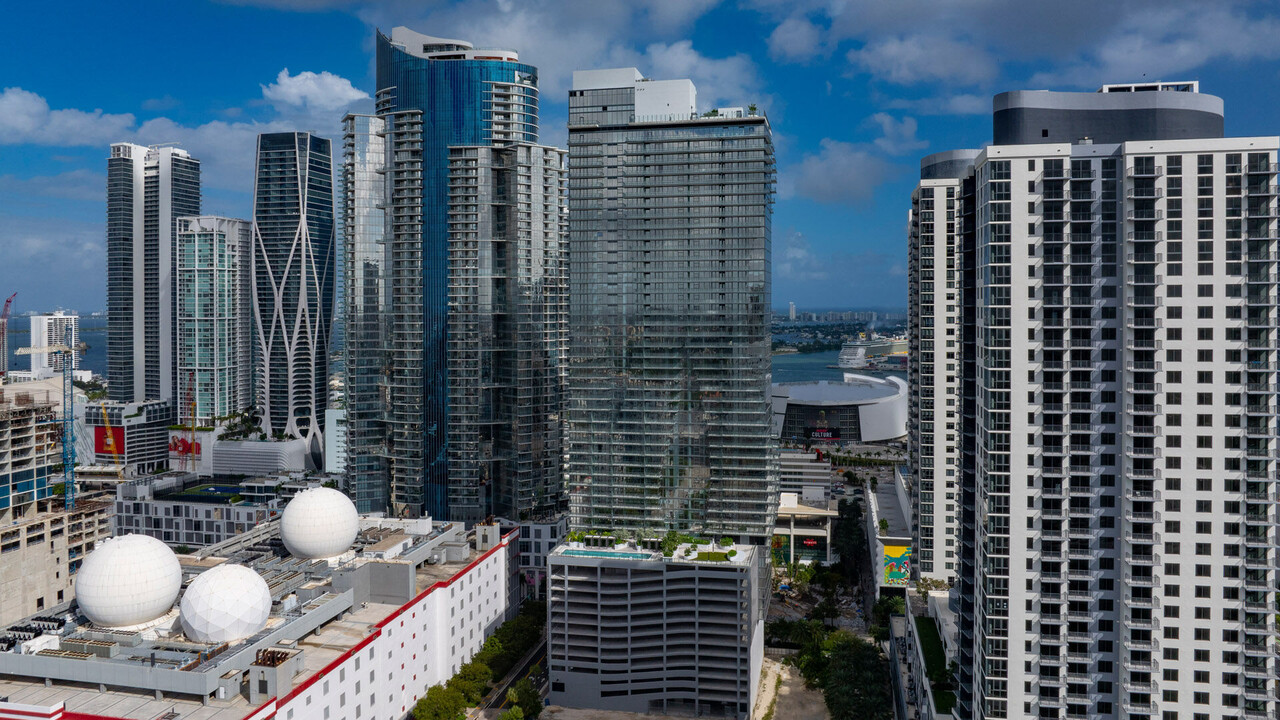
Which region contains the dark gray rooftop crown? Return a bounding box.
[993,81,1225,145]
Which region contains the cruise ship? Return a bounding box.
[834,335,908,369]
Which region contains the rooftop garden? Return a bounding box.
[564,529,742,561]
[914,614,957,714]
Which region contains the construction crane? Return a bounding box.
[0,292,15,379]
[15,327,76,510]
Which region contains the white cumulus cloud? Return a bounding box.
[768,15,825,63]
[0,87,136,146]
[868,113,928,156]
[782,138,898,206]
[848,35,999,86]
[261,68,370,112]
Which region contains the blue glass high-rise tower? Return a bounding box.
[365,27,539,518]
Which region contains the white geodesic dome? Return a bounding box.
[75,534,182,628]
[280,487,359,559]
[179,564,272,644]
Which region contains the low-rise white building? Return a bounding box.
[0,517,519,720]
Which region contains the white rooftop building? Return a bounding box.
[0,513,519,720]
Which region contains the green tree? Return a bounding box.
[872,595,905,626]
[446,662,492,704]
[812,593,840,627]
[498,699,525,720]
[513,677,542,719]
[820,632,893,720]
[412,685,466,720]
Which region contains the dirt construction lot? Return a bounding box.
[755,658,830,720]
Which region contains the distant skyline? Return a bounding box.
[7,1,1280,312]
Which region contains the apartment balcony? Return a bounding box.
[1242,684,1274,702]
[1126,402,1161,417]
[1244,618,1273,634]
[1121,678,1156,693]
[1126,317,1162,330]
[1125,208,1164,221]
[1244,575,1273,592]
[1124,551,1160,566]
[1120,698,1158,715]
[1243,642,1272,658]
[1124,416,1163,434]
[1123,592,1160,609]
[1245,163,1280,174]
[1120,656,1159,672]
[1126,166,1164,178]
[1124,487,1161,503]
[1126,251,1163,264]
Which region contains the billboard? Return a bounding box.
[169,436,203,460]
[805,427,840,440]
[883,545,911,586]
[94,426,125,457]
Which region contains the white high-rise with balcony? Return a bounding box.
[927,83,1280,720]
[29,311,79,378]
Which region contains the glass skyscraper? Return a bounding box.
[106,143,200,403]
[565,69,779,540]
[251,132,335,454]
[341,113,388,512]
[446,143,568,524]
[348,26,539,518]
[175,216,253,425]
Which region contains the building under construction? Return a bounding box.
[0,387,112,625]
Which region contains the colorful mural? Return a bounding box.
[883,545,911,585]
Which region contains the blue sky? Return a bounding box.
[6,0,1280,315]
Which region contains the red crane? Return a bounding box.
[1,292,15,378]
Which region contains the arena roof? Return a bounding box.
[772,375,906,406]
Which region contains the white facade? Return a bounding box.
[0,528,518,720]
[909,174,967,582]
[570,67,697,122]
[28,312,78,378]
[963,137,1280,719]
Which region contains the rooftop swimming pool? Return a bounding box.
[560,549,654,560]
